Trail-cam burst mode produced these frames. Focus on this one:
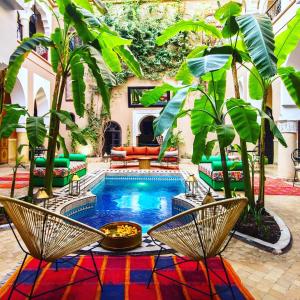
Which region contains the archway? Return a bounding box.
[33,87,49,126]
[138,116,159,147]
[103,121,122,154]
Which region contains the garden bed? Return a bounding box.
[236,211,280,244]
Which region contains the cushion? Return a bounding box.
[112,146,124,151]
[146,147,160,155]
[163,157,177,162]
[123,146,134,155]
[164,150,178,157]
[168,147,177,151]
[59,153,87,162]
[211,161,243,171]
[111,149,127,157]
[132,147,147,155]
[35,157,70,168]
[200,155,228,163]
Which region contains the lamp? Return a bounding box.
[185,174,198,198]
[69,174,81,196]
[35,188,49,208]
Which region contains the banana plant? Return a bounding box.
[141,53,261,199]
[4,0,143,196]
[0,104,87,200]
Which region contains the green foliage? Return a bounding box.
[236,14,277,78]
[104,3,191,81]
[214,1,242,23]
[26,116,47,147]
[249,67,264,100]
[275,8,300,67]
[169,130,184,148]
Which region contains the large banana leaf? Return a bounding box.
[192,129,209,164]
[248,67,264,100]
[176,46,207,84]
[26,116,47,148]
[215,1,242,23]
[222,17,239,38]
[74,0,93,12]
[114,46,143,78]
[57,134,69,158]
[157,128,173,161]
[236,14,277,78]
[259,111,287,147]
[156,20,221,46]
[52,110,87,145]
[70,54,86,117]
[191,96,215,135]
[82,46,113,111]
[0,104,26,138]
[275,9,300,67]
[154,86,192,137]
[50,28,63,73]
[226,98,260,144]
[100,32,131,48]
[278,66,300,108]
[140,84,179,107]
[216,124,235,148]
[5,34,53,93]
[208,71,226,112]
[188,54,231,79]
[101,47,122,73]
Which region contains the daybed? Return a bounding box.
[110,146,178,166]
[32,153,87,187]
[198,155,244,191]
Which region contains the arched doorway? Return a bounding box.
[103,121,122,154]
[138,116,159,147]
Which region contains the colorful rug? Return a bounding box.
[0,173,29,189]
[254,177,300,196]
[0,255,253,300]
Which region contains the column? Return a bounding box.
[18,10,31,39]
[277,120,297,179]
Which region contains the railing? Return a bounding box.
[35,44,48,60]
[266,0,282,20]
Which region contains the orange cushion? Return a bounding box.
[146,147,160,155]
[163,157,177,162]
[123,147,134,155]
[168,147,177,151]
[133,147,147,155]
[112,146,124,151]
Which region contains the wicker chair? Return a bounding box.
[0,196,106,300]
[292,148,300,186]
[147,197,248,300]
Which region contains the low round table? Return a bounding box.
[138,156,151,169]
[99,222,142,251]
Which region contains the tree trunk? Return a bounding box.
[28,147,35,202]
[0,69,6,114]
[231,59,254,206]
[257,88,269,208]
[219,144,231,198]
[10,166,17,198]
[44,70,65,196]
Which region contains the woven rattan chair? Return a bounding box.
[147,197,248,300]
[0,196,106,300]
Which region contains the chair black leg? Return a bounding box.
[202,256,214,300]
[219,254,236,300]
[147,247,162,288]
[8,253,28,300]
[90,250,103,290]
[28,259,43,299]
[55,260,59,272]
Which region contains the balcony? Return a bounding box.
[35,44,48,61]
[266,0,282,20]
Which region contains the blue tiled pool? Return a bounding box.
[71,175,186,233]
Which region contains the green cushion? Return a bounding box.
[200,155,228,163]
[211,161,243,171]
[35,157,70,168]
[58,153,87,162]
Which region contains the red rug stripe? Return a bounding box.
[0,255,254,300]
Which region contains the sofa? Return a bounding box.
[110,146,178,166]
[198,155,244,191]
[33,153,87,187]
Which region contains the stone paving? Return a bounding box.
[0,161,300,299]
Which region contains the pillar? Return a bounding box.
[18,10,31,39]
[277,120,297,179]
[16,131,29,162]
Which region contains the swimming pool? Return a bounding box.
[71,175,186,233]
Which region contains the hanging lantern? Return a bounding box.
[185,174,198,198]
[69,174,81,196]
[35,188,49,208]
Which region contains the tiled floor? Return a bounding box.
[0,161,300,299]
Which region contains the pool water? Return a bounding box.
[72,176,186,233]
